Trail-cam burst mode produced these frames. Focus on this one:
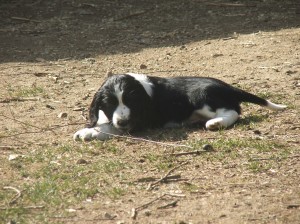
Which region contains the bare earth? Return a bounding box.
[0,0,299,223]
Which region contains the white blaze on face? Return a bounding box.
[112,85,130,128]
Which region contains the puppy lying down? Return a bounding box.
[74,73,286,141]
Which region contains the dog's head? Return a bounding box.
[87,74,153,132]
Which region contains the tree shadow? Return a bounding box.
[0,0,299,62]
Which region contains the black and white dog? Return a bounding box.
[74,73,286,141]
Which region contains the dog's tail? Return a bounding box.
[236,89,287,111]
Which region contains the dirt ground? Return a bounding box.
[0,0,300,223]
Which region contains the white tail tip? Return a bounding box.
[266,100,287,111]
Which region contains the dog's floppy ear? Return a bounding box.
[86,92,102,128]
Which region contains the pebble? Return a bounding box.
[46,104,55,110]
[8,154,20,161]
[139,64,147,69]
[202,144,214,151]
[57,112,68,118]
[76,158,89,164]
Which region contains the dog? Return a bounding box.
[74,73,286,141]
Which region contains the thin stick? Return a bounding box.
[98,130,193,149]
[0,205,44,210]
[157,200,179,209]
[249,154,300,161]
[147,161,189,190]
[0,97,40,103]
[135,194,168,211]
[11,16,41,23]
[0,146,17,150]
[1,114,44,131]
[132,193,184,219]
[3,186,21,205]
[204,3,256,7]
[169,150,207,157]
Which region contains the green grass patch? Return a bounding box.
[104,187,126,199]
[7,85,45,98]
[144,152,176,171]
[247,161,273,173]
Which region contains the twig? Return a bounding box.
[1,114,44,131]
[204,2,256,7]
[0,205,44,210]
[132,193,184,219]
[97,130,193,149]
[135,194,167,212]
[157,200,179,209]
[169,150,207,157]
[0,146,17,150]
[11,16,41,23]
[147,161,189,190]
[249,154,300,161]
[0,97,40,103]
[3,186,21,205]
[287,204,300,209]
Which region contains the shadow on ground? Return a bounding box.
[0,0,299,63]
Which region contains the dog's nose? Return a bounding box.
[117,119,129,127]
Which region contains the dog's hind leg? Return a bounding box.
[205,109,239,130]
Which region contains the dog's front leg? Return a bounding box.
[73,123,123,141]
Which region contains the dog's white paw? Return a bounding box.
[73,124,124,141]
[73,128,100,141]
[205,118,224,130]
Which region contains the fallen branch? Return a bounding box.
[3,186,21,205]
[147,161,189,190]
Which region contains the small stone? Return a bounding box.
[104,212,116,219]
[8,154,20,161]
[46,104,55,110]
[76,158,88,164]
[66,208,76,213]
[106,70,113,77]
[138,158,145,163]
[286,70,297,75]
[57,112,68,118]
[179,45,186,50]
[203,144,214,151]
[144,210,151,216]
[140,64,147,69]
[253,130,261,135]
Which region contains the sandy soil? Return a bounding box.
[1,0,299,223]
